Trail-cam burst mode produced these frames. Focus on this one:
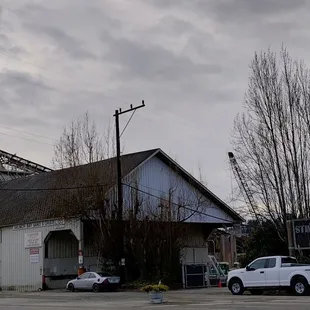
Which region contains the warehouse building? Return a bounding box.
[0,148,243,291]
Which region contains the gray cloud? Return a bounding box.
[1,69,53,91]
[149,0,306,18]
[102,33,221,82]
[1,0,310,204]
[206,0,307,20]
[24,23,97,60]
[0,69,55,112]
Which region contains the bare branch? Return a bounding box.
[232,46,310,241]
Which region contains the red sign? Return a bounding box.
[78,250,83,256]
[30,248,39,255]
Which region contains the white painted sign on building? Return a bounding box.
[30,248,40,263]
[14,219,66,231]
[24,232,42,248]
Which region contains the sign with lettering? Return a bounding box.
[293,219,310,249]
[25,232,42,248]
[14,219,65,231]
[30,248,40,263]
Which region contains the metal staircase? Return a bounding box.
[206,255,227,286]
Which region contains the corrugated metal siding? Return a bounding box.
[123,156,234,224]
[181,247,208,264]
[1,219,80,292]
[46,231,78,258]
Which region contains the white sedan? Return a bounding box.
[66,272,121,292]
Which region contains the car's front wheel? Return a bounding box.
[229,278,244,295]
[92,283,100,293]
[68,283,75,292]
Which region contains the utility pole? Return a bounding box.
[114,100,145,281]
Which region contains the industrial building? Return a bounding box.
[0,148,243,291]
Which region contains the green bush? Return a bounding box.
[140,284,169,292]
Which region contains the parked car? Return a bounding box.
[227,256,310,296]
[66,272,121,292]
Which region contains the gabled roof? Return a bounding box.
[0,149,157,227]
[145,149,244,223]
[0,148,243,227]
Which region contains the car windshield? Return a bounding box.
[98,272,113,277]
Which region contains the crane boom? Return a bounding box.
[228,152,260,222]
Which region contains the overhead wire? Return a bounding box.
[0,178,234,223]
[0,131,54,146]
[123,183,234,223]
[127,181,217,209]
[0,182,116,191]
[0,124,58,142]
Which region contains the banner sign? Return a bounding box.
[24,232,42,248]
[292,219,310,250]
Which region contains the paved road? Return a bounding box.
[0,289,310,309]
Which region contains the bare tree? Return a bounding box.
[52,111,116,168]
[232,46,310,239]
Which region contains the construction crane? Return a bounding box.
[228,152,260,223]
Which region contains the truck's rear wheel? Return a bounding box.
[291,276,308,296]
[229,278,244,295]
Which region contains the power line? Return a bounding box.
[0,182,115,192]
[0,179,233,222]
[0,131,54,146]
[123,183,234,223]
[128,181,214,209]
[0,124,57,142]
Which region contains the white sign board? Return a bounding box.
[30,248,39,263]
[14,219,66,231]
[25,232,42,248]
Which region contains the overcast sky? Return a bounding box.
[1,0,310,205]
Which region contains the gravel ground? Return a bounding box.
[0,288,309,309]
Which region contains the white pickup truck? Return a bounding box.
[227,256,310,296]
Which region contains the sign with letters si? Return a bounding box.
[293,219,310,250]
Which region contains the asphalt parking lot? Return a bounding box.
[0,288,310,309]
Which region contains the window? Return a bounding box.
[249,259,267,270]
[267,258,276,268]
[79,273,90,279]
[88,273,97,279]
[281,257,297,265]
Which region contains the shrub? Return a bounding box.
[140,284,169,293]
